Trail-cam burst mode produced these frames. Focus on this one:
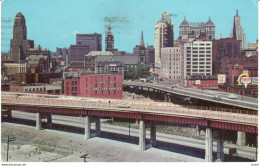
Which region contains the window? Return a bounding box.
[114,83,116,87]
[114,77,116,81]
[102,90,104,95]
[86,84,88,87]
[67,82,69,86]
[114,90,116,95]
[95,90,97,95]
[75,81,77,85]
[86,90,88,94]
[86,77,88,82]
[72,81,74,85]
[25,89,28,92]
[95,77,97,82]
[108,90,110,95]
[108,77,110,81]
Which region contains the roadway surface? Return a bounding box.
[123,81,258,110]
[1,92,258,127]
[9,111,257,161]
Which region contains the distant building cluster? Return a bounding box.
[1,9,258,98]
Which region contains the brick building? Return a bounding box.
[212,38,241,76]
[185,74,218,89]
[64,73,123,99]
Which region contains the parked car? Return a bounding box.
[118,102,131,108]
[227,94,238,99]
[213,95,222,101]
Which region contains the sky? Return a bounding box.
[1,0,258,53]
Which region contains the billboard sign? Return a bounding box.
[218,74,226,84]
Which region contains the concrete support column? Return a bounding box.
[95,118,101,136]
[164,93,168,102]
[36,113,42,131]
[85,116,91,140]
[205,127,213,162]
[139,120,146,151]
[150,123,156,147]
[7,110,12,119]
[46,114,52,128]
[237,131,246,146]
[217,137,224,162]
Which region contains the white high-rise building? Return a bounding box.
[230,10,246,50]
[182,40,212,80]
[154,12,174,74]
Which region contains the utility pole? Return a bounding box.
[128,122,130,140]
[6,135,16,162]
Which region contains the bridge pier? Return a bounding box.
[237,131,246,146]
[84,116,101,140]
[85,116,91,139]
[216,131,224,162]
[139,120,156,151]
[150,122,156,147]
[36,113,42,131]
[139,120,146,151]
[6,109,12,119]
[46,114,52,128]
[205,127,213,162]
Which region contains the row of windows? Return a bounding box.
[187,69,211,72]
[94,83,117,88]
[66,87,78,91]
[94,89,117,95]
[187,66,211,68]
[90,76,117,82]
[25,87,46,92]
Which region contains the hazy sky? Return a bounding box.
[1,0,258,52]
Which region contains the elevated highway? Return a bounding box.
[123,81,258,111]
[1,92,258,162]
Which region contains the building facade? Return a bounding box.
[133,31,155,66]
[76,33,102,51]
[230,10,246,50]
[179,17,215,41]
[160,47,182,81]
[182,40,212,79]
[105,24,115,52]
[10,12,34,63]
[212,38,241,75]
[155,12,174,73]
[69,45,89,68]
[64,73,123,99]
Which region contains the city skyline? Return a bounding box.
[1,0,258,53]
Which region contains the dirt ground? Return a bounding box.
[1,123,204,162]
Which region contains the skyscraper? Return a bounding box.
[230,10,246,50]
[154,12,174,73]
[10,12,34,62]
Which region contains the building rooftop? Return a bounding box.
[85,51,113,57]
[114,55,139,65]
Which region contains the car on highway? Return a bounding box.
[227,94,238,99]
[213,95,222,101]
[118,102,131,108]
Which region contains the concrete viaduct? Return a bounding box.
[1,92,258,162]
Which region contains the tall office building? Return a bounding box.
[10,12,34,62]
[154,12,174,73]
[230,10,246,50]
[76,33,102,51]
[179,16,215,41]
[69,33,102,68]
[182,40,212,80]
[160,47,182,81]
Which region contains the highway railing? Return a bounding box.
[1,95,258,125]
